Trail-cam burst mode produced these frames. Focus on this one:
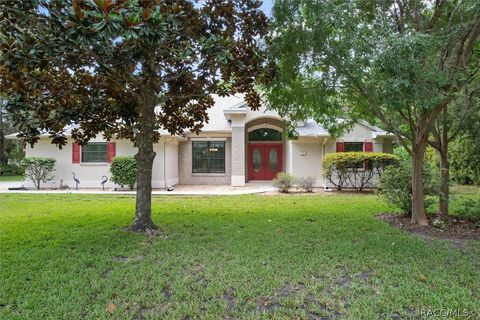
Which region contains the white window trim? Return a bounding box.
[190,137,227,141]
[81,143,108,164]
[191,140,226,174]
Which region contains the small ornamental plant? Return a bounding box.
[298,176,316,193]
[273,172,297,193]
[20,157,56,190]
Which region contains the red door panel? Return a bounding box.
[248,143,283,180]
[264,144,283,180]
[248,144,265,180]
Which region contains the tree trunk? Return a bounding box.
[0,108,6,165]
[439,145,449,216]
[438,106,450,216]
[0,128,5,165]
[128,85,158,232]
[411,127,429,225]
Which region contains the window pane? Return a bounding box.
[192,141,225,173]
[252,148,262,172]
[344,142,364,152]
[269,148,278,171]
[82,143,107,162]
[248,128,282,141]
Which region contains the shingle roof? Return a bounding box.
[6,95,393,139]
[294,120,329,137]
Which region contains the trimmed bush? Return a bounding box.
[323,152,399,191]
[377,163,438,215]
[0,164,24,176]
[19,157,56,190]
[273,172,296,193]
[298,176,316,192]
[110,156,138,190]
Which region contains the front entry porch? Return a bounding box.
[224,105,285,186]
[247,143,283,180]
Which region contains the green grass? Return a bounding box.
[1,194,479,319]
[451,184,480,196]
[0,176,23,182]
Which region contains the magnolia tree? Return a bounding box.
[267,0,480,225]
[1,0,272,231]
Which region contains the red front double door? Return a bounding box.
[248,143,283,180]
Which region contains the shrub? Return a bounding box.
[19,157,56,190]
[323,152,399,191]
[110,156,138,190]
[456,198,480,223]
[298,176,316,192]
[449,135,480,185]
[273,172,296,193]
[378,163,439,215]
[0,164,24,176]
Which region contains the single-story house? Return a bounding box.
[8,95,394,189]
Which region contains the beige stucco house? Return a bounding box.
[14,95,395,189]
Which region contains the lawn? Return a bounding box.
[0,176,23,182]
[0,193,479,319]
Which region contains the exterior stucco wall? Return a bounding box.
[165,142,179,186]
[178,137,232,185]
[289,138,325,186]
[285,140,293,175]
[244,105,280,123]
[23,137,178,189]
[323,123,394,155]
[231,127,245,185]
[382,139,394,153]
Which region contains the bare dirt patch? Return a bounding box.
[378,213,480,242]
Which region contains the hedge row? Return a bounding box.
[323,152,399,191]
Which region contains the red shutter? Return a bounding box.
[336,142,344,152]
[107,142,116,163]
[364,142,373,152]
[72,143,80,163]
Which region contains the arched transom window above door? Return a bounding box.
[248,128,282,141]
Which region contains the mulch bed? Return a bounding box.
[378,213,480,241]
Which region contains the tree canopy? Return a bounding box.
[1,0,272,231]
[267,0,480,225]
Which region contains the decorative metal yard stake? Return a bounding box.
[72,172,80,190]
[101,176,108,191]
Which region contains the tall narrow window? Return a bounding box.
[192,141,225,173]
[81,143,108,162]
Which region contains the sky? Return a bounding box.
[260,0,274,16]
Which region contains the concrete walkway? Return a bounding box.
[0,180,276,195]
